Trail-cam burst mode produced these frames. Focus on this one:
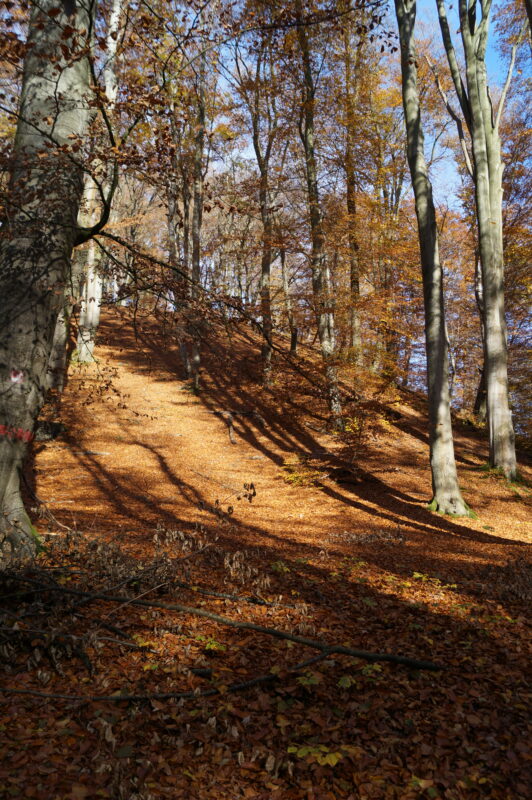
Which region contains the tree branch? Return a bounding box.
[16,579,442,671]
[435,0,472,130]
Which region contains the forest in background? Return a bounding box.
[0,0,531,553]
[0,3,531,798]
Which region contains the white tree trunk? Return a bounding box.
[76,0,124,364]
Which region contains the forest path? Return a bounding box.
[10,310,531,799]
[34,311,530,576]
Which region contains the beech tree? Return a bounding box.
[394,0,469,515]
[0,0,98,557]
[295,0,342,426]
[434,0,525,479]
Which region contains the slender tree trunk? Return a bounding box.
[342,19,362,361]
[473,256,487,422]
[296,0,342,426]
[0,0,96,558]
[395,0,469,515]
[280,248,298,353]
[258,175,274,383]
[76,0,124,364]
[188,52,207,392]
[191,54,206,293]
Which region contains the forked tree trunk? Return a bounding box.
[0,0,96,559]
[296,0,342,427]
[435,0,518,479]
[395,0,470,515]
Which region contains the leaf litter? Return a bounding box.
[1,310,530,799]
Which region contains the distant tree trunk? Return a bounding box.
[258,173,274,383]
[473,257,487,422]
[342,18,363,362]
[280,248,298,353]
[0,0,96,558]
[187,51,207,392]
[76,0,124,363]
[191,53,206,294]
[296,0,342,427]
[395,0,469,515]
[436,0,518,479]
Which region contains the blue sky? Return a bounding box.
[416,0,509,87]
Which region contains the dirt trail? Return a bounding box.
[7,311,530,800]
[35,312,530,574]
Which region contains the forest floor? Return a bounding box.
[1,309,531,800]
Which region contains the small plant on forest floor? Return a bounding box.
[279,455,322,487]
[195,634,226,653]
[271,560,290,575]
[287,743,343,767]
[412,572,457,590]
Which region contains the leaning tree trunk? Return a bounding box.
[296,0,342,427]
[0,0,96,559]
[258,175,274,384]
[395,0,470,515]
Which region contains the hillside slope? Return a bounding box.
[2,309,530,800]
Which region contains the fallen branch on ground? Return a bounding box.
[15,578,442,671]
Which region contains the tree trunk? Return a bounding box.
[395,0,470,515]
[47,307,70,393]
[473,257,487,423]
[436,0,517,479]
[77,247,103,362]
[188,51,207,393]
[0,0,96,559]
[76,0,124,364]
[342,18,363,362]
[296,0,342,427]
[258,178,274,384]
[280,248,298,353]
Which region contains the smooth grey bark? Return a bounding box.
[191,53,206,294]
[47,307,70,393]
[186,51,207,392]
[473,256,487,422]
[76,0,124,363]
[280,248,298,354]
[342,18,363,361]
[295,0,342,426]
[233,35,283,384]
[0,0,96,558]
[435,0,519,479]
[395,0,470,515]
